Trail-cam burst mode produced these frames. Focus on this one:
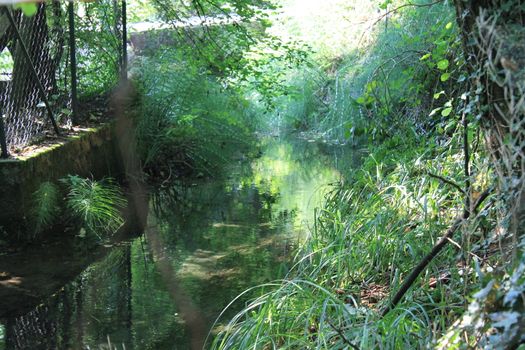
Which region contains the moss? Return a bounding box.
[0,123,123,242]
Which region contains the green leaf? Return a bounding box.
[420,53,431,61]
[344,128,352,139]
[14,3,38,16]
[366,80,377,92]
[444,120,456,132]
[429,107,441,116]
[379,0,392,9]
[468,129,475,143]
[441,107,453,117]
[440,73,451,82]
[437,59,449,70]
[434,91,445,99]
[445,22,453,30]
[433,41,448,56]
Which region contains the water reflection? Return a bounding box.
[0,137,356,349]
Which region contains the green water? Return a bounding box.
[0,136,358,349]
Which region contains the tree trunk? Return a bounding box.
[453,0,525,239]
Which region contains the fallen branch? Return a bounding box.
[327,321,360,350]
[427,172,465,194]
[381,187,492,317]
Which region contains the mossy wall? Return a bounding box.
[0,123,124,239]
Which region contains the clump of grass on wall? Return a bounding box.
[32,181,61,235]
[60,175,127,237]
[30,176,127,241]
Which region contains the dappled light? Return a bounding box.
[0,0,524,349]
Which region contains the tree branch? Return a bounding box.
[327,321,360,350]
[463,111,471,214]
[381,187,492,317]
[370,0,445,28]
[427,172,465,194]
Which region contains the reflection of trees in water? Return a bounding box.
[149,179,274,244]
[148,137,348,243]
[1,138,351,349]
[3,246,133,349]
[141,149,303,339]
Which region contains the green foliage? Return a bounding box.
[61,175,127,237]
[32,181,61,235]
[29,176,127,240]
[75,0,121,98]
[141,0,309,110]
[438,254,525,349]
[147,0,269,75]
[150,0,276,24]
[13,2,38,16]
[266,67,327,131]
[225,36,311,109]
[128,0,158,22]
[212,123,497,348]
[0,49,13,76]
[132,47,253,179]
[263,0,461,142]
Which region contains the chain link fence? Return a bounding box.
[0,1,127,158]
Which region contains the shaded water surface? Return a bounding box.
[0,137,358,349]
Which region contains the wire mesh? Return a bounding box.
[0,1,125,156]
[0,4,68,152]
[5,305,58,350]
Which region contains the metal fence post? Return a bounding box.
[68,1,79,124]
[121,0,127,80]
[0,111,9,158]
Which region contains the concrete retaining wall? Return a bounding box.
[0,123,123,239]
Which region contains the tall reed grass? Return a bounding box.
[132,48,254,180]
[32,181,61,235]
[211,129,496,348]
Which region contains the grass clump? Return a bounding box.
[29,176,127,241]
[61,175,127,237]
[132,48,254,181]
[32,181,61,235]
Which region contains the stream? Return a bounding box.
[0,136,359,349]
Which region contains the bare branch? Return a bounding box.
[381,187,492,317]
[427,172,465,194]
